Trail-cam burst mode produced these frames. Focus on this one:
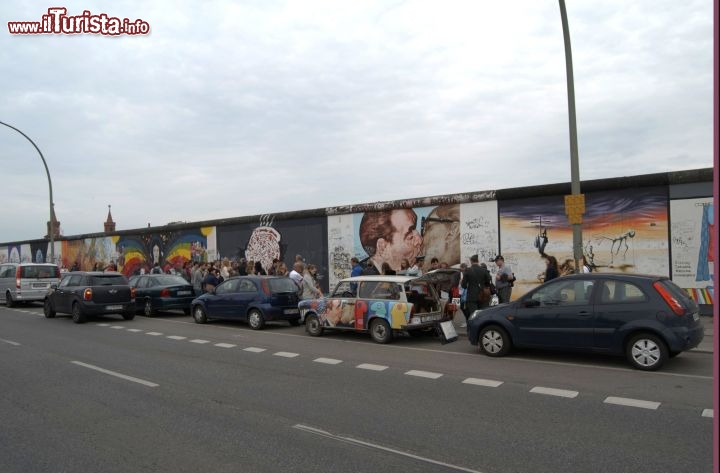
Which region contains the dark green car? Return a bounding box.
[128,274,196,316]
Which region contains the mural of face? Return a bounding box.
[376,209,423,270]
[420,205,460,267]
[245,226,281,274]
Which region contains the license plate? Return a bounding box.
[284,308,299,314]
[106,305,123,311]
[32,283,48,289]
[177,291,191,296]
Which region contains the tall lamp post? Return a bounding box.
[0,120,56,264]
[558,0,584,273]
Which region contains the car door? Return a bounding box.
[209,278,241,318]
[592,279,652,349]
[512,277,594,349]
[56,274,81,313]
[322,281,357,329]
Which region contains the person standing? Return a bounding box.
[543,255,560,282]
[350,257,363,278]
[493,255,515,304]
[461,254,492,316]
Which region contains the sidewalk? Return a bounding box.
[451,312,714,354]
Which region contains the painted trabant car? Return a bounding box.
[300,269,457,343]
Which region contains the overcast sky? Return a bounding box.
[0,0,714,243]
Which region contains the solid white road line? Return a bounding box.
[405,370,443,379]
[604,396,660,410]
[0,338,21,346]
[146,332,163,336]
[314,357,342,365]
[166,335,186,340]
[293,424,485,473]
[530,386,579,399]
[189,339,211,344]
[215,343,236,348]
[71,361,158,388]
[462,378,503,388]
[356,363,388,371]
[273,351,299,358]
[126,328,143,332]
[702,409,713,418]
[244,347,266,353]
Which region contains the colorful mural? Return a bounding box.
[670,198,715,304]
[497,187,670,300]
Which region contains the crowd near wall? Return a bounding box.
[0,169,714,306]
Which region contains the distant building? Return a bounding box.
[104,205,116,233]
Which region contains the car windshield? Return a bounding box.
[20,265,58,279]
[151,275,188,286]
[268,278,298,293]
[90,275,127,285]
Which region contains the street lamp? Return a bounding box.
[0,120,56,264]
[558,0,584,273]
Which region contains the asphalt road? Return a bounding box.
[1,304,714,473]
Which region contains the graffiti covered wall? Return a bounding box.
[670,198,714,304]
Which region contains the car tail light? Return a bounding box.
[131,288,136,299]
[83,288,93,301]
[160,288,170,297]
[260,279,271,295]
[15,267,21,288]
[652,281,685,316]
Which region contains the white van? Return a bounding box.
[0,263,61,307]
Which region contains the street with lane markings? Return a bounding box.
[1,304,714,473]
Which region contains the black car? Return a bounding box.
[191,276,300,329]
[467,273,704,370]
[128,274,195,316]
[44,271,135,324]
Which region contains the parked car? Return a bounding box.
[128,274,195,316]
[467,273,704,370]
[1,262,60,307]
[43,271,136,323]
[300,269,457,344]
[190,276,300,329]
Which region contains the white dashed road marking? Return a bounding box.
[273,351,299,358]
[146,332,163,336]
[127,329,143,332]
[0,338,21,346]
[189,339,211,344]
[244,347,266,353]
[167,335,187,340]
[71,361,158,388]
[462,378,503,388]
[110,325,125,329]
[604,397,660,410]
[314,357,342,365]
[215,343,236,348]
[702,409,713,418]
[96,323,110,327]
[356,363,388,371]
[530,386,579,398]
[405,370,443,379]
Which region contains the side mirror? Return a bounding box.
[50,283,58,290]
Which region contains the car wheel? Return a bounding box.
[305,314,323,337]
[626,333,668,371]
[193,305,207,324]
[122,310,135,321]
[143,299,156,317]
[479,325,511,357]
[288,318,300,326]
[43,299,56,318]
[248,309,265,330]
[369,318,393,344]
[71,302,87,324]
[6,292,15,308]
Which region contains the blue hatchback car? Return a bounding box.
[467,273,703,370]
[190,276,300,329]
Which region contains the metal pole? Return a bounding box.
[558,0,583,273]
[0,120,55,264]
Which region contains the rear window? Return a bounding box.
[268,278,299,293]
[90,275,128,286]
[151,275,188,286]
[657,279,694,304]
[20,265,58,279]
